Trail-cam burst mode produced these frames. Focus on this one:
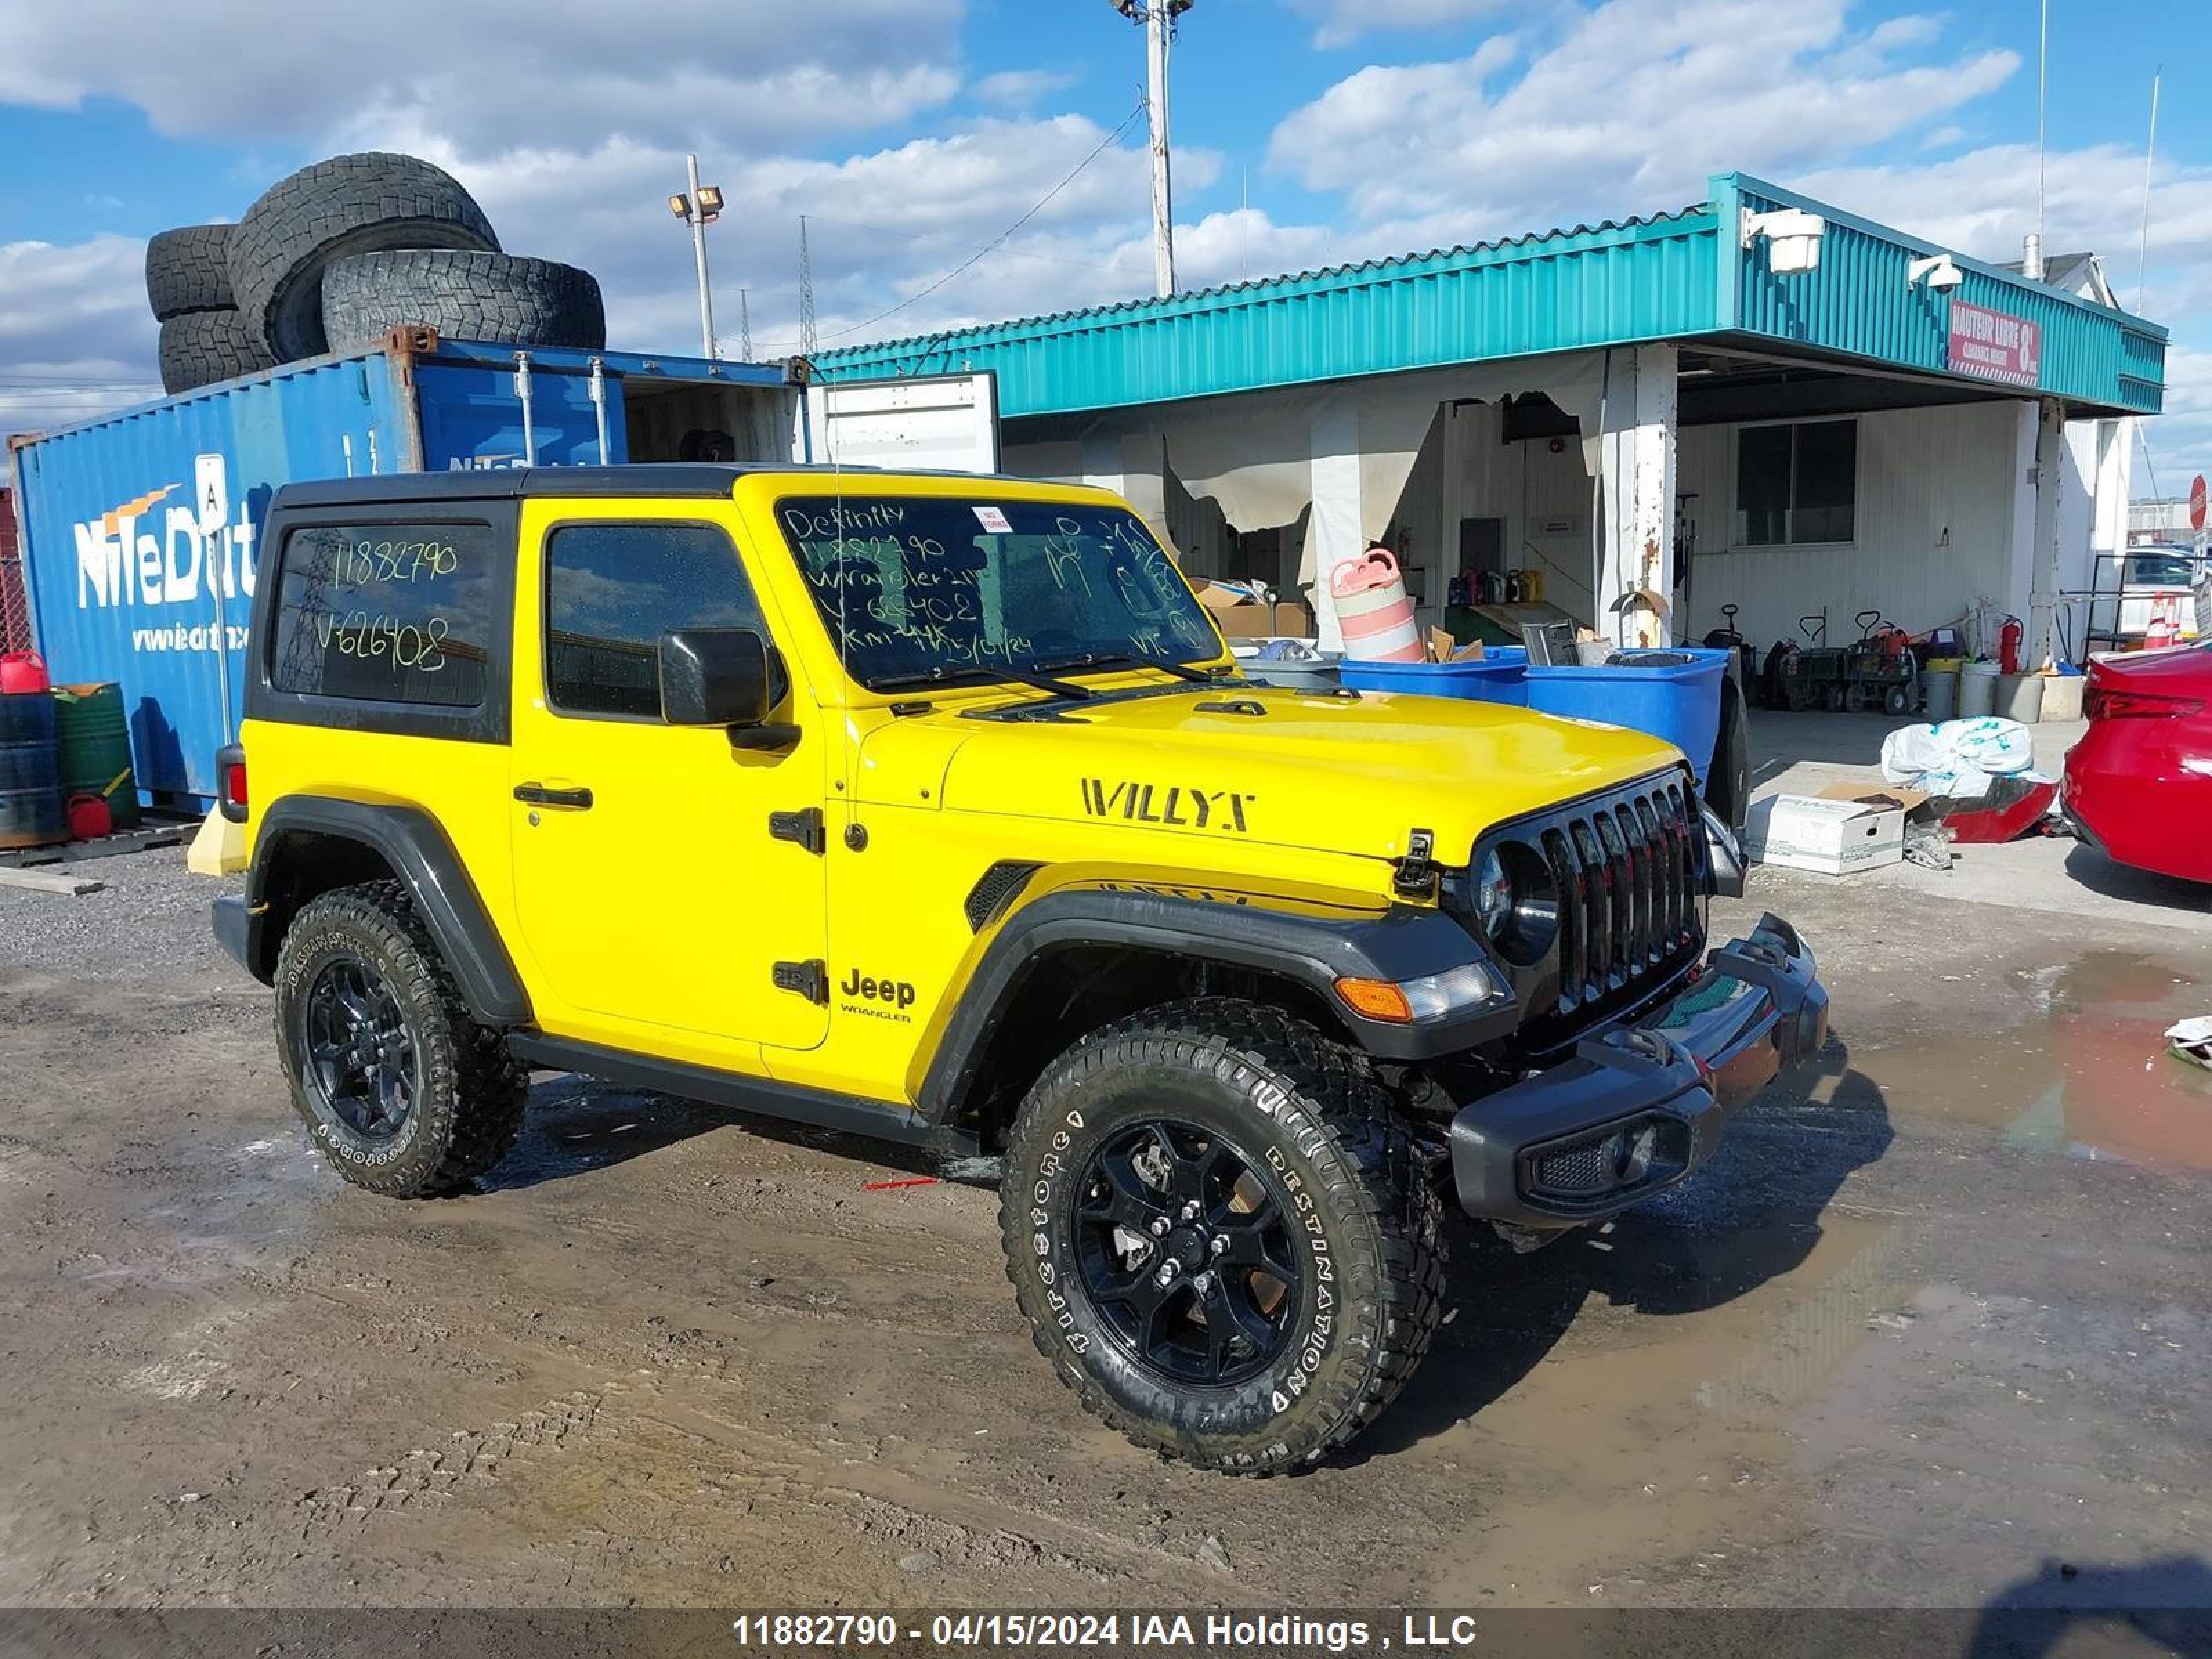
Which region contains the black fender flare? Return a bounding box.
[914,884,1512,1123]
[245,795,532,1027]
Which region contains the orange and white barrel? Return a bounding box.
[1331,547,1421,662]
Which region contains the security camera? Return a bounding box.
[1741,208,1826,276]
[1909,254,1965,292]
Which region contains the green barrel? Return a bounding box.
[51,682,140,830]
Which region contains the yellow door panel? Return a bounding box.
[507,502,830,1056]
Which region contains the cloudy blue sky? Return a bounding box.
[3,0,2207,495]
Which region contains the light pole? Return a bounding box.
[1112,0,1193,299]
[668,156,724,359]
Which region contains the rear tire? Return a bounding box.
[274,881,526,1197]
[1000,997,1443,1474]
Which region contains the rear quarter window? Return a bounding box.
[269,523,502,706]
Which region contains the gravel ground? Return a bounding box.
[0,844,240,984]
[1,841,2209,1630]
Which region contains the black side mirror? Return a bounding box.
[659,628,782,729]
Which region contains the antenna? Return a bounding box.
[2026,0,2048,279]
[798,216,818,359]
[738,288,753,362]
[2035,0,2048,231]
[2138,66,2161,311]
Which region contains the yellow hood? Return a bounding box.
[865,683,1685,866]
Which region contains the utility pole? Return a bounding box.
[667,156,724,358]
[1112,1,1192,298]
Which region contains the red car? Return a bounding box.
[2062,642,2212,884]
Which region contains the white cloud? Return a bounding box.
[0,236,159,436]
[1287,0,1523,49]
[1271,0,2021,234]
[0,1,964,154]
[972,68,1078,110]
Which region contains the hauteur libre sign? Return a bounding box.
[1947,300,2042,388]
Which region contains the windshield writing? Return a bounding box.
[776,496,1217,688]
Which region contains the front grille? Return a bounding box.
[1463,773,1706,1041]
[1539,777,1703,1013]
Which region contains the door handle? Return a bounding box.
[514,782,594,809]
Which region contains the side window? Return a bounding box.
[545,522,764,719]
[270,523,499,707]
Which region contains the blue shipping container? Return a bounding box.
[7,339,803,800]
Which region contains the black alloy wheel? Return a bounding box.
[301,955,419,1139]
[1074,1118,1301,1387]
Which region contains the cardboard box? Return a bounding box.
[1812,781,1929,814]
[1743,793,1904,875]
[1197,582,1311,639]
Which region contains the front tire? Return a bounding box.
[1000,998,1443,1474]
[274,881,526,1197]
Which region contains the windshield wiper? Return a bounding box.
[1027,651,1212,683]
[869,664,1093,700]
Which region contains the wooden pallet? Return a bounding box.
[0,821,188,870]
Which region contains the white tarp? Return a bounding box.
[1004,350,1611,561]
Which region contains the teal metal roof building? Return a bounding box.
[814,171,2166,669]
[814,172,2164,422]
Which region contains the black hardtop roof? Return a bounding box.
[268,460,1091,511]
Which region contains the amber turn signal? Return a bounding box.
[1334,977,1414,1023]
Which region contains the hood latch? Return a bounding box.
[1392,827,1439,899]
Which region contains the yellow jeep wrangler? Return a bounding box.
[212,463,1826,1473]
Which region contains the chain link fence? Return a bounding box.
[0,488,33,655]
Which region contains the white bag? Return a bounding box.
[1880,718,2036,797]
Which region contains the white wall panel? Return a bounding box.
[1676,401,2023,650]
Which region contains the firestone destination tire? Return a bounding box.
[274,881,527,1198]
[1000,997,1443,1474]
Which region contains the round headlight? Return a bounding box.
[1470,841,1559,967]
[1472,847,1515,935]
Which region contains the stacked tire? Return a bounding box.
[147,225,274,396]
[144,153,605,397]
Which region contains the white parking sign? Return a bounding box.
[195,453,228,536]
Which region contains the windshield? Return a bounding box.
[774,494,1220,691]
[2126,553,2197,588]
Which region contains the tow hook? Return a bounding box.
[1393,827,1438,897]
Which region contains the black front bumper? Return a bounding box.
[1447,913,1828,1228]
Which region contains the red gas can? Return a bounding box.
[0,650,49,695]
[66,792,113,841]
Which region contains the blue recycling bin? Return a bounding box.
[1524,647,1730,785]
[1338,648,1529,705]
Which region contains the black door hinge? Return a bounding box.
[773,959,830,1004]
[1393,827,1438,897]
[769,807,827,855]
